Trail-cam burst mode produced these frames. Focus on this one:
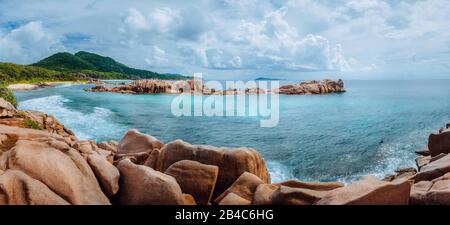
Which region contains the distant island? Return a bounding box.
[255,77,286,81]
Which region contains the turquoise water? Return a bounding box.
[14,80,450,183]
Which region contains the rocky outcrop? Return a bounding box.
[116,159,185,205]
[277,79,345,95]
[118,129,164,154]
[428,131,450,157]
[410,172,450,205]
[164,160,219,205]
[214,172,264,204]
[415,154,450,182]
[252,180,343,205]
[0,169,69,205]
[155,139,271,198]
[0,97,17,118]
[316,176,411,205]
[89,79,345,95]
[87,154,120,197]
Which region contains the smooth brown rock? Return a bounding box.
[2,140,110,204]
[87,154,120,197]
[0,97,17,118]
[182,194,197,205]
[72,140,97,154]
[143,148,161,169]
[271,186,329,205]
[0,169,69,205]
[252,184,280,205]
[214,172,264,204]
[98,140,118,153]
[410,173,450,205]
[316,176,411,205]
[118,129,164,154]
[416,156,431,171]
[116,159,184,205]
[156,139,270,198]
[115,151,150,165]
[428,131,450,157]
[165,160,219,205]
[415,154,450,182]
[218,193,251,205]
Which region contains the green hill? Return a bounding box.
[32,51,188,80]
[32,52,97,71]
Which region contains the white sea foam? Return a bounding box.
[19,95,124,140]
[267,161,295,183]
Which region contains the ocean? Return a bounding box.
[14,80,450,183]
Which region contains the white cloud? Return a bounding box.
[0,21,64,64]
[2,0,450,78]
[145,46,168,67]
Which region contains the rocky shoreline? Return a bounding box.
[1,97,450,205]
[88,79,346,95]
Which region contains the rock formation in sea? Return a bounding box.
[1,97,450,205]
[88,78,345,95]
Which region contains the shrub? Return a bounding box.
[24,119,43,130]
[0,87,18,108]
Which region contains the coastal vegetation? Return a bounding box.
[0,51,190,106]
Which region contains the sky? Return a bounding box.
[1,0,450,80]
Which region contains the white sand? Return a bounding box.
[7,83,39,91]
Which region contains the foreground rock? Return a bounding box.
[1,139,110,204]
[0,98,17,118]
[214,172,264,204]
[415,154,450,182]
[0,170,69,205]
[116,159,184,205]
[155,139,271,198]
[118,129,164,154]
[87,154,120,197]
[428,131,450,157]
[252,180,343,205]
[316,176,411,205]
[410,173,450,205]
[164,160,219,205]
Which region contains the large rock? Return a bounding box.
[155,139,270,198]
[252,180,343,205]
[1,139,110,204]
[0,169,69,205]
[428,131,450,157]
[218,193,251,205]
[118,129,164,154]
[0,97,17,118]
[98,140,118,153]
[410,173,450,205]
[316,176,411,205]
[164,160,219,205]
[87,154,120,197]
[116,159,184,205]
[214,172,264,204]
[277,79,345,95]
[415,154,450,182]
[144,148,161,169]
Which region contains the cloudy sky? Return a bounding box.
[1,0,450,80]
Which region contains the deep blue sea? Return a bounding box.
[14,80,450,183]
